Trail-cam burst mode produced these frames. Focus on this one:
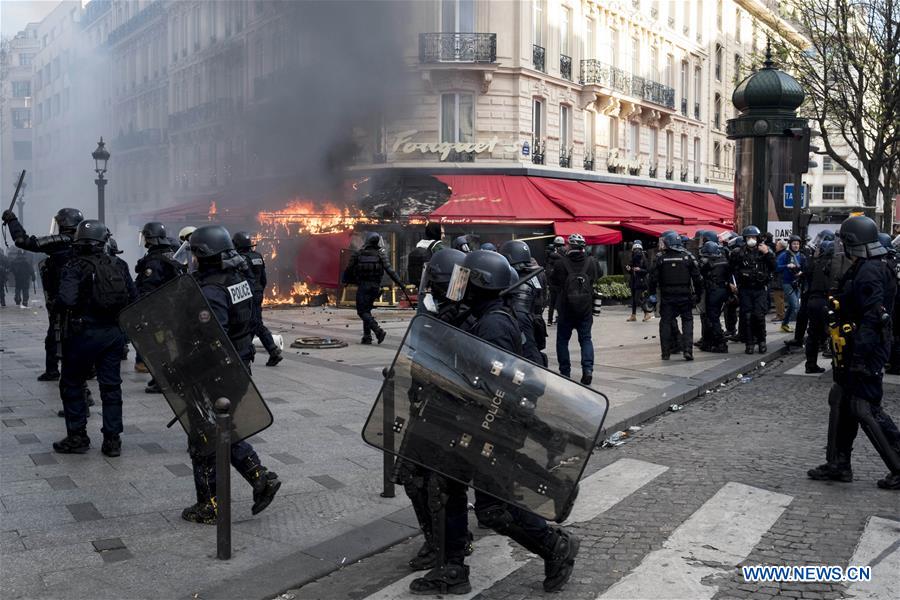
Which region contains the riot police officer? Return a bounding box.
[135,222,184,386]
[53,220,136,456]
[410,250,580,594]
[344,232,403,344]
[451,235,472,253]
[11,250,35,307]
[0,249,8,307]
[647,231,702,360]
[2,207,84,379]
[807,216,900,490]
[233,231,282,367]
[802,240,835,373]
[500,240,547,365]
[881,233,900,375]
[626,241,652,322]
[183,225,282,523]
[407,222,444,285]
[723,234,743,339]
[730,225,776,354]
[698,241,731,353]
[545,236,565,325]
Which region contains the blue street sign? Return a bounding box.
[522,141,530,157]
[783,183,809,209]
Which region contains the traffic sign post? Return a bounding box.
[783,183,809,209]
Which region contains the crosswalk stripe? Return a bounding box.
[362,458,669,600]
[845,516,900,600]
[597,482,793,600]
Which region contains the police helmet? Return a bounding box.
[718,230,738,244]
[427,248,466,284]
[364,232,383,249]
[452,235,471,253]
[54,208,85,234]
[838,216,885,258]
[178,226,197,242]
[567,233,586,249]
[661,231,682,250]
[742,225,761,238]
[73,220,110,246]
[232,231,255,251]
[189,225,234,258]
[728,235,745,249]
[893,234,900,251]
[553,236,565,246]
[788,234,802,247]
[818,240,835,257]
[106,237,123,255]
[701,230,719,244]
[461,250,514,291]
[877,232,893,250]
[499,240,532,268]
[819,229,835,242]
[141,222,167,247]
[700,241,722,257]
[480,242,497,252]
[632,240,644,250]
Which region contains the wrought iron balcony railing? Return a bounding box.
[532,138,545,164]
[112,128,163,152]
[560,54,572,81]
[533,45,546,72]
[580,60,675,109]
[419,33,497,63]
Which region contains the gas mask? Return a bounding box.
[746,237,758,248]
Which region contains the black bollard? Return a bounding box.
[215,397,232,560]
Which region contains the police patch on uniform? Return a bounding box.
[251,258,263,266]
[198,310,211,323]
[144,268,153,276]
[227,280,253,304]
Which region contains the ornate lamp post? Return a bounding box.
[92,137,110,223]
[726,45,807,234]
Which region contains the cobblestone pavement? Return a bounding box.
[287,354,900,600]
[0,299,867,600]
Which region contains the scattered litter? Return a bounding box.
[720,382,726,387]
[739,376,753,383]
[627,425,641,432]
[759,361,766,367]
[341,557,347,565]
[705,389,712,394]
[601,426,642,448]
[301,352,309,355]
[736,373,742,379]
[669,404,684,411]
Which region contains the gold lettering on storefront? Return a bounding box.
[392,130,501,160]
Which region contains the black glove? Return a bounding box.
[1,209,17,224]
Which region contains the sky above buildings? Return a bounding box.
[1,1,58,38]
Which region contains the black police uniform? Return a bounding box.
[813,256,900,487]
[56,244,136,452]
[885,251,900,375]
[346,244,402,343]
[186,265,280,521]
[545,247,564,325]
[648,248,702,359]
[11,252,35,306]
[699,252,731,352]
[627,249,649,316]
[238,248,280,357]
[0,251,8,306]
[135,246,183,297]
[803,252,834,371]
[6,217,75,376]
[506,267,547,365]
[730,245,776,351]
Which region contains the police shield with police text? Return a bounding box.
[344,232,405,344]
[120,225,282,523]
[807,216,900,490]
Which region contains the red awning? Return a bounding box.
[530,178,670,222]
[432,175,572,223]
[554,222,622,245]
[622,222,732,238]
[633,186,732,224]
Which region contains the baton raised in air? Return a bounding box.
[7,170,25,214]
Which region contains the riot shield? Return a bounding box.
[119,274,273,456]
[362,315,609,522]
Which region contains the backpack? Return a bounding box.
[562,257,594,317]
[83,254,130,311]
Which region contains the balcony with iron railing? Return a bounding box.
[533,45,546,72]
[169,99,234,131]
[580,60,675,110]
[419,33,497,63]
[106,0,164,47]
[112,128,164,152]
[560,54,572,81]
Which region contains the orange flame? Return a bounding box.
[208,201,218,220]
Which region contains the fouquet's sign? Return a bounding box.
[392,130,503,160]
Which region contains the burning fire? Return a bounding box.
[208,200,218,220]
[258,199,371,306]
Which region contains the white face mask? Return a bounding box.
[746,238,758,248]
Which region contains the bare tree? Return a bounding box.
[771,0,900,230]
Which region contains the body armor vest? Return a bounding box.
[355,249,385,283]
[240,250,266,294]
[195,269,254,358]
[659,251,692,293]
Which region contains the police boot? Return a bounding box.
[37,371,60,381]
[375,326,387,345]
[758,341,767,353]
[181,501,217,524]
[245,467,282,515]
[265,349,283,367]
[683,350,694,361]
[409,562,471,596]
[361,336,373,345]
[145,380,162,394]
[580,372,592,385]
[711,343,728,353]
[745,343,755,355]
[876,473,900,490]
[52,429,91,454]
[541,527,580,593]
[805,363,826,374]
[807,453,853,483]
[101,435,121,457]
[408,537,439,571]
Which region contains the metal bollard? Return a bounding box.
[214,397,232,560]
[380,368,395,498]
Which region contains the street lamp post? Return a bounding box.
[92,137,110,223]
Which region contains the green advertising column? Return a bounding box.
[726,47,807,234]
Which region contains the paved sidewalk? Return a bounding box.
[1,301,796,600]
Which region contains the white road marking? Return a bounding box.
[363,458,669,600]
[597,482,792,600]
[845,516,900,600]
